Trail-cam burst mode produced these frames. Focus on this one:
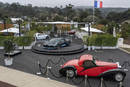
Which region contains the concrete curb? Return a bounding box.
[119,44,130,48]
[0,46,32,50]
[0,66,75,87]
[119,48,130,54]
[84,45,118,50]
[0,42,35,50]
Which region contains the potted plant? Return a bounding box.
[4,40,15,66]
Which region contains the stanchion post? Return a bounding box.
[118,81,123,87]
[66,70,69,81]
[46,66,52,79]
[100,77,103,87]
[85,75,87,87]
[36,61,42,75]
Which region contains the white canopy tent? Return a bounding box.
[41,21,72,24]
[0,27,19,33]
[75,27,104,39]
[81,27,103,33]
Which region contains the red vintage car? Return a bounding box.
[68,30,76,35]
[59,54,127,82]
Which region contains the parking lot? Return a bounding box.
[0,49,130,87]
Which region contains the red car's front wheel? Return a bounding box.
[114,73,125,82]
[60,67,76,78]
[66,69,75,78]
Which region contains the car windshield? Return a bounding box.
[49,38,61,44]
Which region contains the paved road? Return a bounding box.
[0,49,130,87]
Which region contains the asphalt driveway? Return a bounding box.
[0,49,130,87]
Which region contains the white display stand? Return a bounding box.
[117,38,124,46]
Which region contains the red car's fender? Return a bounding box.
[60,54,119,77]
[76,66,117,76]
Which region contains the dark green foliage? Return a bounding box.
[98,19,108,25]
[0,2,103,22]
[30,22,51,33]
[84,34,117,46]
[102,35,117,46]
[4,40,15,53]
[0,1,130,42]
[106,9,130,23]
[53,15,64,21]
[106,21,120,35]
[0,36,14,46]
[0,36,33,46]
[94,35,103,46]
[0,1,130,23]
[15,36,33,46]
[121,23,130,39]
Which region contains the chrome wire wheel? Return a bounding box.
[115,73,124,82]
[66,69,75,78]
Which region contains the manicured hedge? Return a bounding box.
[0,36,14,46]
[83,34,118,46]
[14,36,34,46]
[0,36,34,46]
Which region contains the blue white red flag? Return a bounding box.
[94,0,103,8]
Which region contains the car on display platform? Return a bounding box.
[68,30,76,35]
[35,33,49,40]
[43,38,71,50]
[59,54,128,82]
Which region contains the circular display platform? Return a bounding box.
[32,39,85,55]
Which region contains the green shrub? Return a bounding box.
[4,40,15,53]
[15,36,33,46]
[90,35,97,46]
[25,30,37,37]
[84,34,118,46]
[83,36,88,45]
[102,35,117,46]
[0,36,14,46]
[0,36,34,46]
[95,36,103,46]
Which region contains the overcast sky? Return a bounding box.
[0,0,130,8]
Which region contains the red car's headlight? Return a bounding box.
[116,62,121,68]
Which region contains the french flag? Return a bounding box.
[94,0,103,8]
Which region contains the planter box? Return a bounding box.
[4,58,13,66]
[4,50,21,56]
